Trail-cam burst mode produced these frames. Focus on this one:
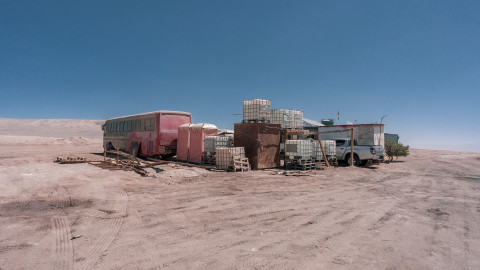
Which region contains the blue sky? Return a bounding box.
[1,0,479,151]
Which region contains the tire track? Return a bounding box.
[53,215,73,270]
[78,185,128,270]
[51,185,72,209]
[49,180,75,270]
[126,207,163,270]
[22,177,74,270]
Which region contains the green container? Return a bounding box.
[321,119,335,126]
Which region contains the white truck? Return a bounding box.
[333,138,384,166]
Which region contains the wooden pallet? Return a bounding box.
[285,159,316,171]
[233,157,250,172]
[55,157,89,164]
[327,157,338,166]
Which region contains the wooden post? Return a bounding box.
[350,128,354,166]
[317,136,330,167]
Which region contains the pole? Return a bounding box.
[380,115,388,146]
[350,128,354,166]
[318,136,330,167]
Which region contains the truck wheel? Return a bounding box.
[346,153,360,167]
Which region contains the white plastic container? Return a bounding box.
[204,136,231,154]
[322,140,336,157]
[293,110,303,129]
[243,99,271,122]
[216,147,245,170]
[270,109,293,128]
[285,139,313,160]
[270,109,303,128]
[312,140,336,160]
[312,140,321,160]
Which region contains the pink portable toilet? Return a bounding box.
[189,123,218,163]
[176,123,192,161]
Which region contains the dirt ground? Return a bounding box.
[1,119,480,269]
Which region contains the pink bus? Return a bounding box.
[102,111,192,158]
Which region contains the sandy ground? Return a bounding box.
[1,119,480,269]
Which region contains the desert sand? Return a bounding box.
[1,118,480,269]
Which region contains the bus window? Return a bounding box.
[123,121,127,131]
[136,119,140,131]
[116,122,120,132]
[146,117,154,131]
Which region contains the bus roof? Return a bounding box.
[107,110,191,121]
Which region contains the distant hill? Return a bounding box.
[0,118,104,139]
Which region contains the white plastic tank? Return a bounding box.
[243,99,271,122]
[293,110,303,129]
[270,109,293,128]
[285,139,313,160]
[312,140,336,160]
[216,147,245,170]
[204,136,231,154]
[322,140,336,157]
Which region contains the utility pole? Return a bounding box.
[380,115,388,146]
[350,128,354,166]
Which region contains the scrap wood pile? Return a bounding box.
[54,150,216,176]
[54,150,166,176]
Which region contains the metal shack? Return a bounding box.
[234,123,281,169]
[317,124,385,146]
[189,123,218,163]
[385,133,400,144]
[176,123,192,161]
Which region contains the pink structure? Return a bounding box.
[189,123,218,163]
[176,123,192,161]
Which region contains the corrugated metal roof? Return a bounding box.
[303,118,325,127]
[318,123,384,128]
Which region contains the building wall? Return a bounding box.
[317,124,385,146]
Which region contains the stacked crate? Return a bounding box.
[243,99,271,123]
[204,136,231,155]
[285,139,316,170]
[203,136,232,165]
[270,109,303,129]
[312,140,322,161]
[292,110,303,129]
[270,109,293,128]
[312,140,337,158]
[285,140,313,160]
[321,140,337,157]
[312,139,337,165]
[216,147,249,171]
